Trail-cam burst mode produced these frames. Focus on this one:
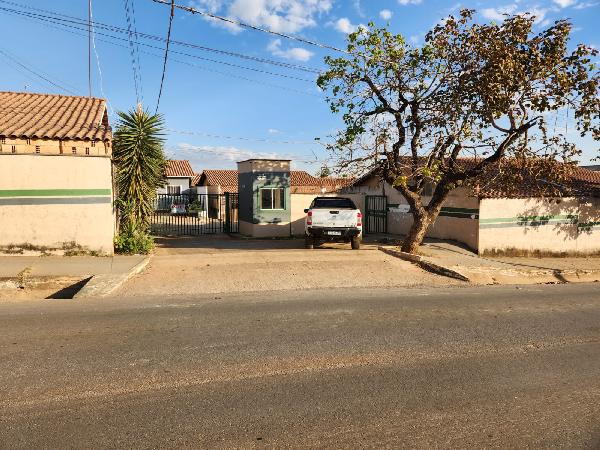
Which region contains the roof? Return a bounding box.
[0,91,111,141]
[165,160,195,178]
[196,169,352,194]
[191,173,201,186]
[347,158,600,199]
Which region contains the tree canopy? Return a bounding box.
[318,9,599,252]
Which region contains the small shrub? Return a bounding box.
[114,223,154,255]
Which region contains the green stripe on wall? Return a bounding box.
[0,197,111,206]
[480,214,577,224]
[0,188,111,197]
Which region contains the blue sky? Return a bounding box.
[1,0,598,173]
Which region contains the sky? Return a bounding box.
[1,0,598,174]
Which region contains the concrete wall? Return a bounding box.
[0,154,115,254]
[344,178,480,251]
[479,197,600,255]
[0,136,110,156]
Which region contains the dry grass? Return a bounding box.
[481,247,600,258]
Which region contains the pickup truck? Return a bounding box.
[304,197,362,250]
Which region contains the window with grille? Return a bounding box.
[85,147,90,155]
[11,145,16,153]
[35,145,41,154]
[91,140,96,147]
[26,138,31,145]
[0,137,5,144]
[167,185,181,195]
[260,188,285,210]
[72,147,77,154]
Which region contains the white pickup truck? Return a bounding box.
[304,197,363,250]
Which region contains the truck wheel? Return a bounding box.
[305,236,314,249]
[351,237,361,250]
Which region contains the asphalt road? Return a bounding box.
[1,284,599,449]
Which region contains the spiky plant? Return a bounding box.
[113,108,166,227]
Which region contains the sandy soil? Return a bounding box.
[0,277,89,301]
[119,239,459,297]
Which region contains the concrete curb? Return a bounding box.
[74,257,151,299]
[379,246,470,282]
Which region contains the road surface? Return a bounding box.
[1,284,599,448]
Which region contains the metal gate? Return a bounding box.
[151,193,239,236]
[364,195,387,235]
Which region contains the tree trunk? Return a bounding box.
[401,212,432,254]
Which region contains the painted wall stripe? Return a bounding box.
[480,214,577,224]
[0,197,112,206]
[0,189,111,197]
[480,219,578,229]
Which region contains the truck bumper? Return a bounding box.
[307,227,361,240]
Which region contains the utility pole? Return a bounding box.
[88,0,92,97]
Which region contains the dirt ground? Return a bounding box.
[0,277,90,301]
[118,237,459,297]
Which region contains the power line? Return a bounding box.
[155,0,174,113]
[11,11,320,97]
[88,0,91,97]
[0,6,317,83]
[150,0,347,54]
[123,0,142,104]
[89,1,113,114]
[0,0,321,74]
[0,47,80,95]
[166,128,320,145]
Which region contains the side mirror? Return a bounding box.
[304,209,309,213]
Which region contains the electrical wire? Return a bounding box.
[89,1,114,115]
[123,0,142,104]
[155,0,174,113]
[0,0,321,74]
[0,6,318,83]
[0,47,80,95]
[166,128,320,145]
[150,0,347,54]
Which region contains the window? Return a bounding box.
[72,147,77,154]
[59,146,63,154]
[260,188,285,210]
[310,197,356,209]
[11,145,16,153]
[0,137,5,144]
[91,140,96,147]
[35,145,41,154]
[167,185,181,195]
[85,147,90,155]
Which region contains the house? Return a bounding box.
[342,161,600,255]
[158,160,196,195]
[0,91,115,254]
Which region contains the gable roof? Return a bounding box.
[196,169,352,194]
[347,159,600,199]
[0,91,111,141]
[165,160,195,178]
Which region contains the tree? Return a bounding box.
[113,107,167,227]
[318,10,599,253]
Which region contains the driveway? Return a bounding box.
[118,236,458,297]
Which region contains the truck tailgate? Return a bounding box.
[311,209,357,227]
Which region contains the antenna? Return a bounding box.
[88,0,92,97]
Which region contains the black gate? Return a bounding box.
[364,195,387,235]
[151,193,239,236]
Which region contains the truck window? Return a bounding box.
[311,198,356,209]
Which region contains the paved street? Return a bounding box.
[1,284,600,448]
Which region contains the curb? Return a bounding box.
[379,246,470,282]
[74,257,151,299]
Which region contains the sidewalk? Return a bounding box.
[417,240,600,284]
[0,255,147,278]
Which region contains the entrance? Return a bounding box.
[364,195,387,235]
[151,193,239,236]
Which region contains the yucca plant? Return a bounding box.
[113,107,167,227]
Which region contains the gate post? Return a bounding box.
[224,192,230,233]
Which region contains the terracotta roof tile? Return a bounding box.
[191,173,201,186]
[0,91,111,141]
[165,160,195,177]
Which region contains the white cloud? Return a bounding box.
[574,1,599,8]
[174,143,293,167]
[398,0,422,5]
[268,128,281,134]
[553,0,576,7]
[379,9,393,20]
[333,17,367,34]
[481,4,518,21]
[190,0,333,34]
[267,39,314,61]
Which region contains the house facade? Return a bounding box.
[158,160,195,195]
[343,165,600,255]
[0,91,115,254]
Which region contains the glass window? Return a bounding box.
[260,188,285,210]
[311,197,356,209]
[167,185,181,195]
